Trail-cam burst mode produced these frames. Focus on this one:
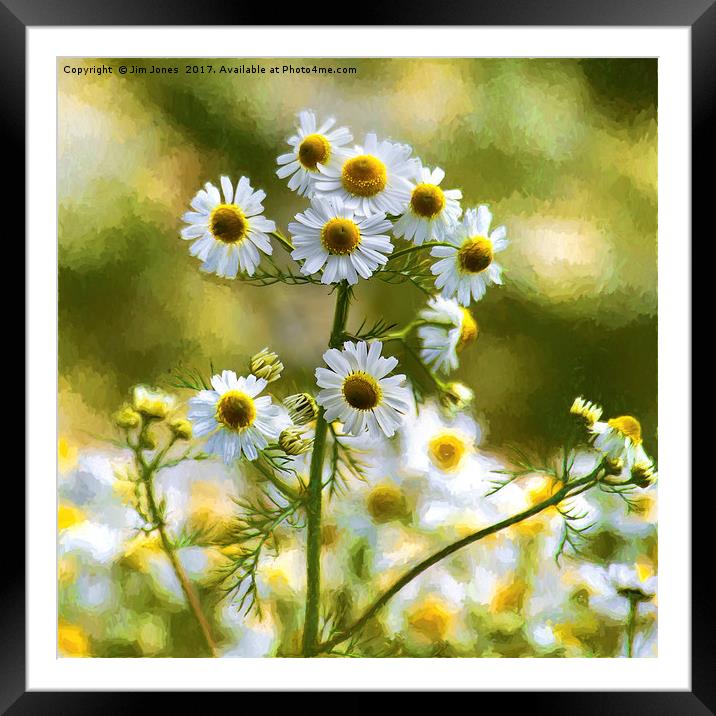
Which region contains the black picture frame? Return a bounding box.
[7,1,705,711]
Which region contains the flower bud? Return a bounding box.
[249,348,283,383]
[570,396,603,427]
[278,426,312,455]
[440,382,474,413]
[169,418,193,441]
[114,405,141,430]
[132,385,175,420]
[631,460,657,488]
[283,392,318,426]
[603,457,625,476]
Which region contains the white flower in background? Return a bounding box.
[315,341,412,438]
[430,205,508,306]
[402,402,481,477]
[393,165,462,245]
[418,296,478,374]
[563,562,657,622]
[180,176,276,278]
[400,402,512,533]
[188,370,287,463]
[609,562,657,601]
[383,565,470,647]
[590,413,652,470]
[314,133,417,216]
[275,110,352,197]
[289,196,393,285]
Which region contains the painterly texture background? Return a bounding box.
[58,58,657,658]
[59,57,657,452]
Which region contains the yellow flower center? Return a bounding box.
[216,390,256,430]
[58,623,90,658]
[457,308,478,350]
[58,503,86,531]
[608,415,642,444]
[367,484,406,523]
[408,598,453,641]
[410,183,446,218]
[635,561,654,583]
[298,133,330,170]
[490,577,528,614]
[341,154,388,197]
[458,236,494,274]
[428,431,467,472]
[342,372,382,411]
[321,217,362,255]
[209,204,248,244]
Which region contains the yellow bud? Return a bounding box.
[132,385,175,420]
[170,418,193,441]
[114,405,141,430]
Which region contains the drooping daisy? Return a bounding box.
[393,165,462,245]
[289,196,393,285]
[430,205,508,306]
[187,370,287,463]
[315,341,412,438]
[608,562,658,602]
[314,133,418,216]
[180,176,276,279]
[275,110,352,198]
[418,296,478,375]
[590,412,652,470]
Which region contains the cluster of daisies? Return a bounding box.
[174,110,516,461]
[180,109,508,305]
[183,341,413,462]
[570,397,657,486]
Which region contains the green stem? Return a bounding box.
[140,455,218,657]
[626,595,638,658]
[385,241,454,264]
[302,282,352,656]
[254,458,301,502]
[402,337,449,392]
[316,472,600,654]
[269,229,295,254]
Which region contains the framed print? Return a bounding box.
[8,0,707,710]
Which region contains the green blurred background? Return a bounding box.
[58,57,657,455]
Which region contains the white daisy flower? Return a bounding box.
[418,296,478,375]
[314,132,418,217]
[180,176,276,279]
[590,413,652,470]
[393,165,462,245]
[275,110,352,198]
[315,341,412,439]
[187,370,287,463]
[289,196,393,285]
[430,205,508,306]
